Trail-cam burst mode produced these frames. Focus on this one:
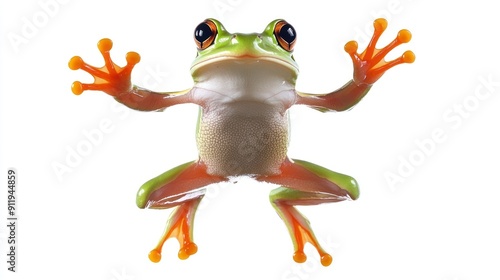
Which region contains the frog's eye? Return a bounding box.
[194,20,218,50]
[274,20,297,52]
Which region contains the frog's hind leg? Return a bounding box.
[136,160,228,263]
[256,158,359,267]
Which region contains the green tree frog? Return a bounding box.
[69,18,414,266]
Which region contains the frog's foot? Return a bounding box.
[344,18,415,85]
[137,160,228,263]
[274,200,333,266]
[68,38,140,96]
[148,198,202,263]
[257,158,359,267]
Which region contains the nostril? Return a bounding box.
[231,34,238,43]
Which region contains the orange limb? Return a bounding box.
[296,18,414,112]
[257,158,358,266]
[344,18,415,85]
[136,161,228,262]
[148,197,202,262]
[68,38,140,96]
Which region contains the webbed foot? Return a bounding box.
[148,199,200,263]
[137,161,228,263]
[344,18,415,85]
[68,38,140,96]
[257,159,359,267]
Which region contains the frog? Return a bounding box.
[68,18,414,266]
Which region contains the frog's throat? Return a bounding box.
[191,55,299,77]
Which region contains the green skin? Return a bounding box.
[191,19,299,79]
[69,18,413,266]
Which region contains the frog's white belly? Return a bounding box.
[191,60,297,176]
[196,101,290,176]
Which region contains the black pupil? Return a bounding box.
[194,23,213,43]
[279,24,296,44]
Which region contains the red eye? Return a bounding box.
[194,20,218,50]
[274,20,297,52]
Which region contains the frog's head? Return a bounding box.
[190,19,299,82]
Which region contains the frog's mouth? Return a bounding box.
[190,55,299,77]
[190,56,298,91]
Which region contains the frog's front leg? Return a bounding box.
[256,158,359,267]
[69,38,192,111]
[136,160,228,262]
[296,18,415,112]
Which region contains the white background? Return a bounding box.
[1,1,499,280]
